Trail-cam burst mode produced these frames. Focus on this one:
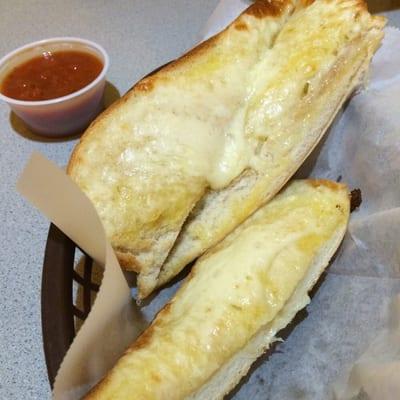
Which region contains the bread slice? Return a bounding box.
[68,0,384,299]
[67,0,299,296]
[82,179,350,399]
[156,0,385,295]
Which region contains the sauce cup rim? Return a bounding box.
[0,37,109,107]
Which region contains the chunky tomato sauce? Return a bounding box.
[0,50,103,101]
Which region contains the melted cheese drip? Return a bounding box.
[91,181,349,399]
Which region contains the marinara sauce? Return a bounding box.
[0,50,103,101]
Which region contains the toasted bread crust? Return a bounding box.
[245,0,291,18]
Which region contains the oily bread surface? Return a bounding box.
[189,215,348,400]
[67,0,298,294]
[82,179,350,399]
[156,0,385,295]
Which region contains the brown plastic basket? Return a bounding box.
[42,223,97,387]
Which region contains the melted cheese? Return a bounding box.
[70,0,375,260]
[71,6,292,250]
[158,0,384,290]
[71,0,378,268]
[210,0,374,186]
[244,0,369,173]
[88,180,349,399]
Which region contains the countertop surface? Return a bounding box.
[0,1,218,398]
[0,1,399,399]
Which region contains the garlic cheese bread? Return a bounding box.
[157,0,384,293]
[83,179,350,400]
[67,0,384,298]
[68,0,297,296]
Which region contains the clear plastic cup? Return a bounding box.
[0,37,109,137]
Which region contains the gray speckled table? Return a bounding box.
[0,1,218,398]
[0,1,399,399]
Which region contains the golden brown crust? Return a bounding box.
[234,21,249,31]
[306,179,346,191]
[245,0,292,18]
[126,325,156,352]
[355,0,368,11]
[299,0,315,6]
[115,250,141,272]
[134,80,154,92]
[299,0,366,9]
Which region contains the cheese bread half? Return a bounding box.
[67,0,384,298]
[156,0,385,294]
[68,0,298,296]
[83,179,350,399]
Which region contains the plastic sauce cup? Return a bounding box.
[0,37,109,137]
